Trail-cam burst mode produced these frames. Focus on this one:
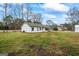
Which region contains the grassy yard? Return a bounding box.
[0,32,79,56]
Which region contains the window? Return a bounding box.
[32,27,34,31]
[37,27,38,31]
[45,28,48,30]
[40,27,41,30]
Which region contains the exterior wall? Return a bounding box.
[34,27,38,32]
[42,28,46,32]
[31,27,46,32]
[21,24,47,32]
[31,27,37,32]
[75,25,79,32]
[58,26,62,31]
[21,24,31,32]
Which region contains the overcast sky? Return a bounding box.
[0,3,79,25]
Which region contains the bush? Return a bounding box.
[53,27,58,31]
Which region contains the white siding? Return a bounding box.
[31,27,43,32]
[21,24,31,32]
[34,27,37,32]
[31,27,37,32]
[21,23,47,32]
[75,25,79,32]
[43,28,46,32]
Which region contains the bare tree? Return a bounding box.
[67,7,79,30]
[3,3,8,31]
[13,7,18,19]
[29,13,42,24]
[46,20,58,30]
[21,4,24,19]
[4,3,8,18]
[11,4,23,19]
[46,20,54,26]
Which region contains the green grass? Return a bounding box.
[0,32,79,56]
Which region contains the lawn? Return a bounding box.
[0,32,79,56]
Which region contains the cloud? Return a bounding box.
[42,14,68,25]
[43,14,56,19]
[43,3,70,12]
[54,14,68,24]
[42,14,68,21]
[42,14,56,24]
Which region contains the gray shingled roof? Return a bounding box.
[25,22,50,28]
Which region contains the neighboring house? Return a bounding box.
[21,22,50,32]
[75,25,79,32]
[60,24,67,31]
[58,26,62,31]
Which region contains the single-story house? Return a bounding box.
[75,25,79,32]
[21,22,50,32]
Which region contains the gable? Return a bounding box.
[21,23,31,28]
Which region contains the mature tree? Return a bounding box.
[4,3,8,18]
[67,7,79,30]
[2,3,43,30]
[0,22,4,30]
[18,4,24,19]
[33,13,42,24]
[3,16,24,30]
[26,5,32,21]
[46,20,54,26]
[10,4,24,19]
[21,4,24,19]
[14,18,24,30]
[3,15,14,30]
[61,23,72,31]
[29,13,42,24]
[46,20,58,30]
[26,12,42,24]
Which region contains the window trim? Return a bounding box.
[32,27,34,31]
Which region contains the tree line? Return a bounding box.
[62,7,79,31]
[0,4,79,31]
[46,7,79,31]
[0,3,42,30]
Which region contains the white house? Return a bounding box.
[21,22,50,32]
[75,25,79,32]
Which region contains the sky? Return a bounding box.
[0,3,79,25]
